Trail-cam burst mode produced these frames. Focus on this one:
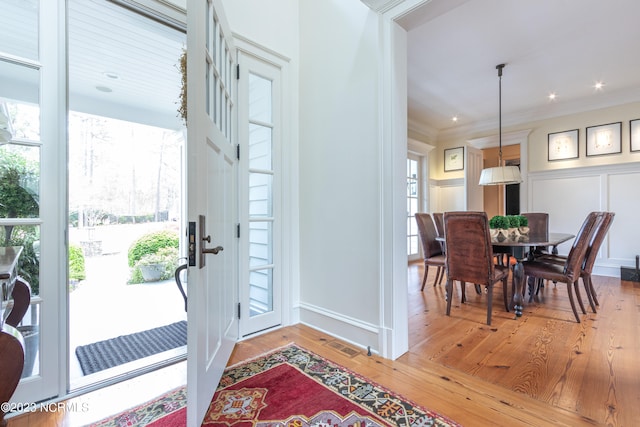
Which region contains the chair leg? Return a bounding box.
[586,274,599,306]
[566,281,581,323]
[433,266,443,287]
[438,267,446,285]
[502,277,509,312]
[446,278,453,316]
[460,281,466,303]
[474,284,482,295]
[421,264,428,291]
[573,280,587,314]
[486,285,493,325]
[582,276,597,313]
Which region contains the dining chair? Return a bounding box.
[443,211,510,325]
[415,213,446,291]
[522,212,601,322]
[538,212,614,313]
[432,212,446,285]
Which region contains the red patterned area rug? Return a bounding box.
[91,344,461,427]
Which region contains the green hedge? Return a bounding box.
[69,244,86,281]
[127,230,179,267]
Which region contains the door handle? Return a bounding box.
[202,245,223,255]
[198,215,223,268]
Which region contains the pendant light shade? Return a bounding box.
[479,64,522,186]
[478,164,522,185]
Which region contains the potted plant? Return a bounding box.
[516,215,529,235]
[136,252,167,282]
[488,215,509,238]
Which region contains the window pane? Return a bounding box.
[0,0,39,61]
[249,173,272,217]
[409,198,418,216]
[249,268,273,316]
[408,235,418,255]
[249,124,272,170]
[249,73,272,123]
[0,224,40,295]
[1,61,41,140]
[249,221,272,267]
[0,144,40,218]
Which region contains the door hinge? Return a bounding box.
[236,223,241,238]
[237,302,241,319]
[236,64,240,79]
[236,144,240,160]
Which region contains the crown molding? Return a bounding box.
[360,0,406,13]
[467,129,532,149]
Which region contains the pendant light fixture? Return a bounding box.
[478,64,523,186]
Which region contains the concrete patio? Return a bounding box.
[68,223,187,385]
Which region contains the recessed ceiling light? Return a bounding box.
[548,92,557,100]
[103,71,120,80]
[452,116,458,122]
[95,85,113,93]
[594,81,604,90]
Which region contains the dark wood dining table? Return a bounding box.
[492,232,574,317]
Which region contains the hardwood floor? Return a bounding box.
[8,262,639,426]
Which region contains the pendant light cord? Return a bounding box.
[497,63,505,166]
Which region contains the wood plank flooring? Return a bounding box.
[8,262,639,426]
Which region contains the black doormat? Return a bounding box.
[75,320,187,375]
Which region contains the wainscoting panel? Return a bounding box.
[608,171,640,262]
[430,178,464,213]
[528,163,640,276]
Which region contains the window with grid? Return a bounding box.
[407,157,419,256]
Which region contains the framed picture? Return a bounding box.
[548,129,579,161]
[586,122,621,156]
[631,119,640,152]
[444,147,464,172]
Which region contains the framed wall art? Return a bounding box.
[631,119,640,152]
[586,122,621,156]
[444,147,464,172]
[548,129,579,161]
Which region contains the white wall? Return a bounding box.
[222,0,299,60]
[297,0,382,349]
[223,0,384,350]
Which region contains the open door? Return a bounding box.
[186,0,238,425]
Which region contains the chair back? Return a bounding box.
[582,212,615,273]
[415,213,442,258]
[522,212,548,238]
[432,212,445,237]
[443,211,495,286]
[563,212,601,280]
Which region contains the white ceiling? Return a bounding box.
[402,0,640,137]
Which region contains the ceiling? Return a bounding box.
[402,0,640,138]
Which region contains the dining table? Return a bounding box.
[491,232,574,317]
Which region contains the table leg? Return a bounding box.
[512,262,524,318]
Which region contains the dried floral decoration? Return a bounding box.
[178,48,187,124]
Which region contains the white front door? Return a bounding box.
[186,0,237,425]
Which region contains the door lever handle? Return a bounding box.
[202,245,223,255]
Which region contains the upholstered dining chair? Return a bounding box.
[443,211,510,325]
[522,212,601,323]
[432,212,446,285]
[538,212,615,313]
[415,213,446,291]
